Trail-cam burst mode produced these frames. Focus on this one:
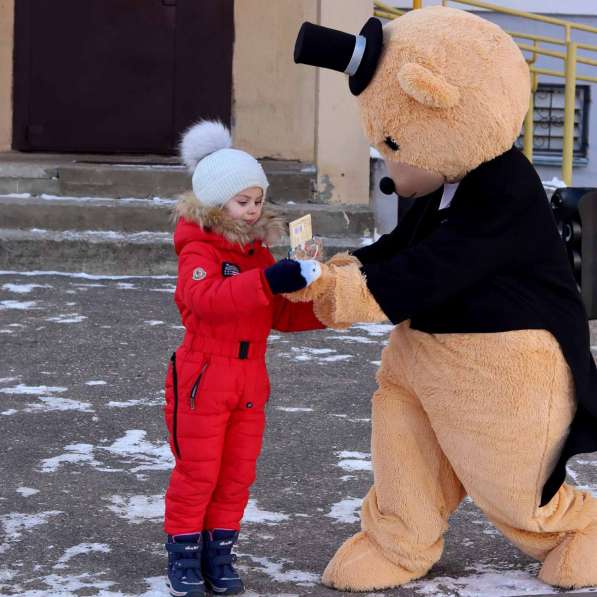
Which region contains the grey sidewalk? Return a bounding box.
[0,271,596,596]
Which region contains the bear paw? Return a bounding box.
[539,523,597,588]
[321,531,422,591]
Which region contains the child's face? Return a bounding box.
[223,187,264,224]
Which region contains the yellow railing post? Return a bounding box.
[523,43,538,163]
[562,41,578,186]
[413,0,423,8]
[523,93,534,163]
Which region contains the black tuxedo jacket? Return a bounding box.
[353,147,597,505]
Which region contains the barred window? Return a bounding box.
[516,83,590,164]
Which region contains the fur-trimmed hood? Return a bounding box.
[172,192,286,255]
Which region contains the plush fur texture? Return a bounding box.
[322,324,597,591]
[179,120,232,173]
[173,192,285,246]
[359,6,530,181]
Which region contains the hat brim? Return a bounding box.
[349,18,383,96]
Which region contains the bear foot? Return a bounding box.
[321,531,425,592]
[539,523,597,588]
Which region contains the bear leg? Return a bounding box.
[539,522,597,588]
[322,530,424,591]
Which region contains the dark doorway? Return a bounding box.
[12,1,233,154]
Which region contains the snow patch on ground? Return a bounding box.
[12,572,115,596]
[327,497,361,524]
[279,346,354,363]
[408,563,591,597]
[39,431,171,476]
[336,450,372,472]
[143,320,164,326]
[275,407,314,413]
[0,384,67,395]
[327,335,377,344]
[0,376,19,384]
[85,380,107,386]
[27,395,93,413]
[150,285,176,293]
[107,495,163,524]
[39,444,101,473]
[0,300,38,310]
[9,574,168,596]
[0,384,91,414]
[54,543,111,569]
[0,510,62,539]
[46,313,87,324]
[243,500,290,525]
[16,487,39,497]
[104,430,172,475]
[330,414,371,423]
[2,283,51,294]
[352,323,394,336]
[0,270,176,280]
[241,554,319,587]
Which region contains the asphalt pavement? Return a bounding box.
[1,270,596,597]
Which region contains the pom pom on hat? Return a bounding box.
[180,120,232,173]
[179,120,269,208]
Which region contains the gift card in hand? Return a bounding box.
[289,214,313,250]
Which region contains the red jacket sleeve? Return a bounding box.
[179,242,272,320]
[271,295,326,332]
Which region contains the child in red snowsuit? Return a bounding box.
[164,121,324,597]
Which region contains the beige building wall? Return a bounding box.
[0,0,14,151]
[233,0,318,162]
[316,0,372,204]
[233,0,372,204]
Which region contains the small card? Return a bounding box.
[288,214,324,261]
[289,214,313,250]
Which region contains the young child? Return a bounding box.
[164,121,323,597]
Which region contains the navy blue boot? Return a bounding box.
[166,533,205,597]
[201,530,245,594]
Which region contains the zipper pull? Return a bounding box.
[189,362,209,410]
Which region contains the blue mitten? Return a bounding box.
[264,259,307,294]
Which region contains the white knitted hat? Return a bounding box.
[179,120,269,207]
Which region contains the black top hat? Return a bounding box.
[294,17,383,96]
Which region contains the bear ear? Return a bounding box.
[397,63,460,109]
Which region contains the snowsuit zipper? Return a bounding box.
[190,361,209,410]
[170,352,182,459]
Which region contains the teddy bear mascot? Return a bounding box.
[289,5,597,591]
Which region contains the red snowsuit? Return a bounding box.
[164,197,324,535]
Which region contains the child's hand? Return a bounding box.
[265,259,321,294]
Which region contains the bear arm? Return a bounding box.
[285,262,387,327]
[282,252,362,304]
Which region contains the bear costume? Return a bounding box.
[291,6,597,591]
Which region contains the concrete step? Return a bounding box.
[0,152,317,202]
[0,195,375,237]
[0,228,368,275]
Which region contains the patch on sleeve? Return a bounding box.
[192,267,207,281]
[222,262,241,277]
